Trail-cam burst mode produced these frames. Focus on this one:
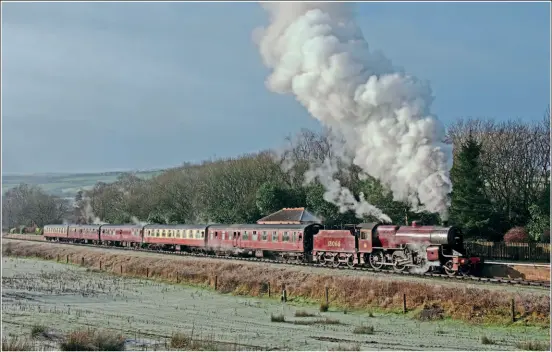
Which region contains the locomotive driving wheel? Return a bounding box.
[346,255,355,268]
[332,255,340,268]
[368,252,384,270]
[443,260,456,276]
[392,253,407,273]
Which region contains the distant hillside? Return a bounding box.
[2,170,164,200]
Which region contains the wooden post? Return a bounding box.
[66,255,69,263]
[325,286,329,305]
[281,283,287,303]
[403,294,407,314]
[81,257,84,266]
[268,282,271,297]
[146,268,149,278]
[511,298,515,322]
[57,254,59,262]
[99,261,102,270]
[176,272,179,283]
[214,275,218,290]
[120,265,123,274]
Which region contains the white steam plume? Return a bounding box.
[254,3,452,219]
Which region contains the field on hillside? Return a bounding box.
[1,170,163,198]
[2,257,550,351]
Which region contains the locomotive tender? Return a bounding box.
[43,220,480,276]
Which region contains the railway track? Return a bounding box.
[4,236,550,288]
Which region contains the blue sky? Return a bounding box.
[2,2,550,174]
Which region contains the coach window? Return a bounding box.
[284,232,289,242]
[262,231,267,241]
[252,231,258,241]
[272,231,278,242]
[292,232,297,242]
[201,231,205,238]
[243,231,248,240]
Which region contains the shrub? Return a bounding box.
[60,329,125,351]
[503,227,530,243]
[270,314,285,323]
[170,333,190,349]
[319,303,329,312]
[515,340,550,351]
[480,335,494,345]
[295,310,316,317]
[353,325,374,334]
[541,229,550,243]
[30,324,47,338]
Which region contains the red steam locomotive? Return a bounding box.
[43,219,481,276]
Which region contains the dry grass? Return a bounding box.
[295,310,317,317]
[60,328,125,351]
[480,335,495,345]
[4,240,550,327]
[353,324,374,334]
[515,340,550,351]
[292,317,341,325]
[1,336,34,351]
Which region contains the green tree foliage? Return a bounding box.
[255,182,304,216]
[449,137,492,238]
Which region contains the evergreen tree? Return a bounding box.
[449,137,492,238]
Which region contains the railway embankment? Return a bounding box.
[2,238,550,328]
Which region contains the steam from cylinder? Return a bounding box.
[254,3,453,220]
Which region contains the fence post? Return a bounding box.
[66,255,69,263]
[325,286,329,305]
[99,261,102,270]
[81,257,84,266]
[281,283,287,303]
[267,282,271,297]
[176,272,179,283]
[146,267,149,278]
[403,294,407,314]
[511,298,515,322]
[120,265,123,274]
[57,255,59,262]
[214,275,218,290]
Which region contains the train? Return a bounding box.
[43,220,482,276]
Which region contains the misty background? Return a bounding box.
[2,1,550,175]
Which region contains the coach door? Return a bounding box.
[233,231,241,247]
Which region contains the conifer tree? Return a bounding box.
[449,136,492,238]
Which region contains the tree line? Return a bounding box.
[3,112,550,242]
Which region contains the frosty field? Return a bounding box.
[2,257,550,351]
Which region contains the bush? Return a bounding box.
[515,340,550,351]
[270,314,285,322]
[30,324,47,338]
[319,303,329,312]
[60,329,125,351]
[503,227,530,243]
[353,325,374,334]
[541,229,550,243]
[170,333,190,349]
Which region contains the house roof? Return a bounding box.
[256,207,322,225]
